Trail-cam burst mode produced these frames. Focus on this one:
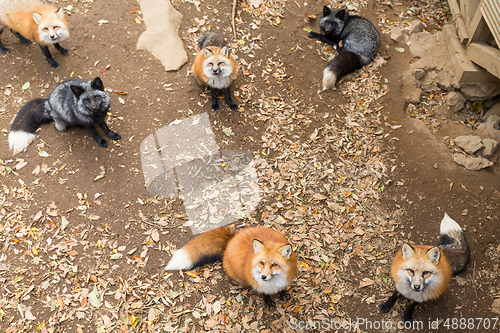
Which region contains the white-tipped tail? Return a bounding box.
[322,67,337,91]
[165,249,194,271]
[440,213,462,235]
[8,131,36,155]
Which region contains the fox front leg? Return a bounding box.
[379,290,399,313]
[401,301,417,325]
[97,119,121,141]
[39,45,59,68]
[222,87,238,111]
[54,43,69,55]
[0,27,9,54]
[85,125,108,147]
[210,87,219,112]
[307,31,338,47]
[263,294,275,310]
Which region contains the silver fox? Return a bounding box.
[8,77,120,154]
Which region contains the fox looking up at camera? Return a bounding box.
[0,1,70,68]
[379,213,470,324]
[165,226,298,309]
[191,31,238,112]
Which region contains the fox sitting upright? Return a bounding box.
[165,226,298,309]
[191,31,238,112]
[308,6,379,91]
[379,213,470,324]
[0,1,70,68]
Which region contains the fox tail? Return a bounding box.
[165,226,236,271]
[439,213,470,274]
[322,51,363,91]
[8,98,51,155]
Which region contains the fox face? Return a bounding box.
[251,239,293,294]
[202,46,234,88]
[319,7,347,35]
[400,244,440,292]
[33,8,69,44]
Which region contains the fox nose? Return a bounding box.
[413,285,421,291]
[261,275,269,281]
[50,35,57,40]
[212,68,221,75]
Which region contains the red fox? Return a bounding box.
[165,226,298,309]
[379,213,470,324]
[191,31,238,112]
[0,1,70,68]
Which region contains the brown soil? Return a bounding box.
[0,0,499,332]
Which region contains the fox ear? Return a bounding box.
[336,9,347,21]
[221,46,230,57]
[203,48,214,58]
[90,77,104,91]
[401,244,415,259]
[55,7,65,20]
[279,244,292,259]
[253,239,265,254]
[427,247,441,263]
[70,85,85,98]
[33,13,42,25]
[323,6,331,16]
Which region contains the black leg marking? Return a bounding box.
[263,294,275,310]
[86,126,107,147]
[39,45,59,68]
[307,31,338,46]
[401,301,417,325]
[15,32,31,44]
[222,87,238,111]
[98,120,121,141]
[54,43,69,55]
[379,290,399,313]
[0,28,9,54]
[278,289,290,301]
[210,87,219,112]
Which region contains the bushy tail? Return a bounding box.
[322,51,363,91]
[439,213,470,275]
[165,226,236,271]
[8,98,51,155]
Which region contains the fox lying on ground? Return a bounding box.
[0,1,70,68]
[379,213,470,324]
[191,31,238,112]
[308,6,379,90]
[165,226,298,309]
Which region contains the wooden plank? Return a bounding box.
[468,42,500,79]
[468,0,490,44]
[481,0,500,49]
[448,0,470,43]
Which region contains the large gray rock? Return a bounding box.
[137,0,188,71]
[482,139,499,157]
[476,115,500,141]
[453,153,493,171]
[454,135,483,154]
[446,91,466,113]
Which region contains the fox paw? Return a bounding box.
[378,302,391,313]
[1,46,9,54]
[59,48,69,56]
[47,59,60,69]
[308,31,321,39]
[401,315,413,327]
[228,102,238,111]
[108,132,121,141]
[97,139,108,147]
[278,290,290,301]
[211,104,220,112]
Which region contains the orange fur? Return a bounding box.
[223,226,298,290]
[0,1,68,45]
[391,245,452,302]
[191,46,238,87]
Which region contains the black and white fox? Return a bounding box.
[8,77,121,154]
[308,6,380,90]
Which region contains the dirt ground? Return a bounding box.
[0,0,499,332]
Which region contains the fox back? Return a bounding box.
[319,7,379,65]
[223,227,298,295]
[0,1,69,45]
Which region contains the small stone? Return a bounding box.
[492,299,500,314]
[454,135,483,154]
[402,85,422,104]
[391,27,405,43]
[413,68,425,80]
[484,102,500,119]
[410,20,424,34]
[481,138,499,157]
[420,70,439,91]
[433,163,438,169]
[401,73,421,88]
[453,153,493,171]
[476,115,500,141]
[446,91,466,113]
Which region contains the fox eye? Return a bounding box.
[53,26,58,29]
[218,62,224,66]
[407,269,414,276]
[259,261,265,266]
[43,27,49,32]
[423,271,430,276]
[271,263,278,268]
